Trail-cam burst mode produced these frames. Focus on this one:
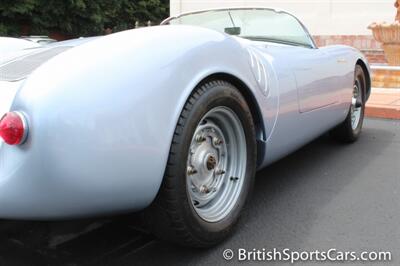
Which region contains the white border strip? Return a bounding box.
[371,65,400,71]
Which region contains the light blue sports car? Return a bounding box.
[0,7,370,247]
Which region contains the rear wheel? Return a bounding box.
[330,65,366,142]
[144,80,257,247]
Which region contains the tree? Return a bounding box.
[0,0,169,37]
[0,0,38,36]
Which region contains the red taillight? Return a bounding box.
[0,112,28,145]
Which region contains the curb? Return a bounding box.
[365,87,400,120]
[365,104,400,120]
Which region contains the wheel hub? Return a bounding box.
[206,155,217,171]
[186,107,247,222]
[351,81,362,130]
[188,129,224,194]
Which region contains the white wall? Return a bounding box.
[170,0,396,35]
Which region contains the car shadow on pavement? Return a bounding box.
[0,121,396,266]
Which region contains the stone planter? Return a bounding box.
[369,22,400,66]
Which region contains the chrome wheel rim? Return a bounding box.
[351,80,362,130]
[186,107,247,222]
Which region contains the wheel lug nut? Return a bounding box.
[200,185,210,194]
[213,137,223,146]
[187,166,197,175]
[195,135,206,143]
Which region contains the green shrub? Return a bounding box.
[0,0,169,37]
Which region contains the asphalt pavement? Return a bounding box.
[0,118,398,266]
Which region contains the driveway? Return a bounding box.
[0,118,398,266]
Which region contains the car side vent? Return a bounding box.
[0,46,70,82]
[247,47,270,97]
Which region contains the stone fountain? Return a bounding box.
[368,0,400,88]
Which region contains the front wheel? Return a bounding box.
[330,65,366,142]
[144,80,257,247]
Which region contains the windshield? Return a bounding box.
[166,9,315,48]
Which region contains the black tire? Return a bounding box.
[144,80,257,247]
[330,65,366,142]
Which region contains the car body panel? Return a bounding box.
[0,37,40,55]
[245,42,356,166]
[0,20,370,218]
[0,26,268,218]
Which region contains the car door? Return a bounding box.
[236,9,342,113]
[292,47,340,113]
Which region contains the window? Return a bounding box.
[167,9,315,48]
